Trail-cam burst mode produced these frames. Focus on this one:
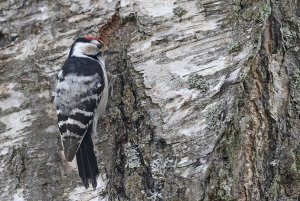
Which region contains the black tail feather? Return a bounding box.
[77,147,88,188]
[76,128,99,189]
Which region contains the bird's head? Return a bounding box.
[70,36,118,59]
[69,36,104,59]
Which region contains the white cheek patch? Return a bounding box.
[72,42,100,58]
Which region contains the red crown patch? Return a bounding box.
[84,36,98,41]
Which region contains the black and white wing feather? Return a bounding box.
[54,57,104,161]
[55,57,105,188]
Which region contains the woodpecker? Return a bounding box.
[54,36,109,189]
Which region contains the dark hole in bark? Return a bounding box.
[0,31,7,47]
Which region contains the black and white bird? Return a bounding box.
[54,36,109,189]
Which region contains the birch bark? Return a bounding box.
[0,0,299,200]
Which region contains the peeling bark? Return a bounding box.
[0,0,300,200]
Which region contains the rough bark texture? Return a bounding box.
[1,0,300,200]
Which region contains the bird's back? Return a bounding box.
[54,36,109,189]
[55,56,104,160]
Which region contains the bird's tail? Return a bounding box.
[76,127,99,189]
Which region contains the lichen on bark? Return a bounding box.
[1,0,300,200]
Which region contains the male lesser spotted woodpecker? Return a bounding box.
[54,36,109,189]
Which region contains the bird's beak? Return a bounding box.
[96,50,119,57]
[98,41,118,56]
[103,50,119,55]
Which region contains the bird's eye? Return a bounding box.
[97,44,102,49]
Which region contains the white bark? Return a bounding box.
[1,0,300,200]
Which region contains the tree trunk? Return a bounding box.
[1,0,300,200]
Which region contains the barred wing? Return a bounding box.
[55,73,103,161]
